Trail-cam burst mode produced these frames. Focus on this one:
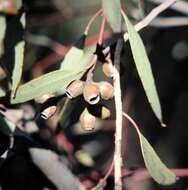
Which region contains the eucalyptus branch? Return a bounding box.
[148,0,188,15]
[151,16,188,28]
[113,38,124,190]
[123,0,178,41]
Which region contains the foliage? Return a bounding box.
[0,0,186,189]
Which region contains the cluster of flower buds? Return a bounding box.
[65,47,114,130]
[66,79,114,103]
[37,44,114,129]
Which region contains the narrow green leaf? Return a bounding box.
[60,34,86,70]
[11,13,26,96]
[102,0,121,32]
[140,133,176,185]
[123,14,163,123]
[11,45,95,104]
[11,70,83,104]
[77,45,95,70]
[0,16,6,57]
[123,112,176,185]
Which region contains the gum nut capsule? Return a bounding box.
[66,80,84,99]
[41,105,57,120]
[80,108,96,131]
[101,106,111,119]
[35,93,54,104]
[83,83,100,105]
[102,59,114,78]
[97,81,114,100]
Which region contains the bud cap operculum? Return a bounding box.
[66,80,84,99]
[80,108,96,130]
[83,83,100,105]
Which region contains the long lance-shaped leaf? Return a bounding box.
[123,112,176,185]
[60,34,86,70]
[0,16,6,57]
[11,70,83,104]
[11,45,95,104]
[122,14,163,125]
[11,13,26,97]
[102,0,121,32]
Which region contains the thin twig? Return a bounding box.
[122,0,178,41]
[150,16,188,28]
[148,0,188,15]
[32,30,112,77]
[122,168,188,181]
[92,161,114,190]
[98,16,106,45]
[113,38,124,190]
[85,9,102,35]
[86,16,106,82]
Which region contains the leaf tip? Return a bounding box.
[161,123,167,128]
[11,88,17,99]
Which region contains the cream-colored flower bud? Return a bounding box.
[41,105,57,119]
[66,80,84,99]
[80,108,96,131]
[97,81,114,100]
[102,58,114,78]
[83,83,100,105]
[101,106,111,119]
[35,93,54,104]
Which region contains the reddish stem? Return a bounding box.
[98,16,106,45]
[86,16,106,82]
[84,9,102,35]
[93,160,114,189]
[32,31,112,77]
[122,112,141,138]
[122,168,188,181]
